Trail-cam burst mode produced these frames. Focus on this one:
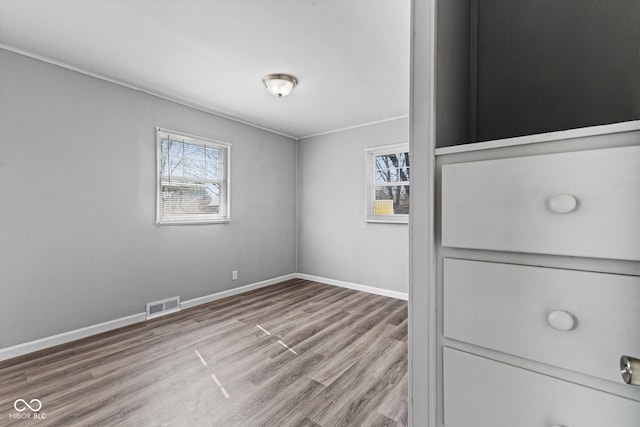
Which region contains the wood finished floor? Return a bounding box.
[0,279,408,426]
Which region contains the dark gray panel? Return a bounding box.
[436,0,472,148]
[476,0,640,141]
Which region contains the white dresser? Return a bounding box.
[436,123,640,426]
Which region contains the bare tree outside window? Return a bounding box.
[157,128,230,224]
[374,151,410,214]
[366,143,410,222]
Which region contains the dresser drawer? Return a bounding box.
[443,258,640,384]
[444,348,640,427]
[441,145,640,261]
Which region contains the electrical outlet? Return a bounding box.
[232,270,238,281]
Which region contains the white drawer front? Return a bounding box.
[444,348,640,427]
[441,145,640,261]
[443,258,640,384]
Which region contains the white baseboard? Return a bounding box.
[0,272,404,362]
[180,273,298,310]
[0,273,297,363]
[295,273,408,300]
[0,312,147,362]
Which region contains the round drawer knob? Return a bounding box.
[548,194,578,214]
[548,311,576,331]
[620,355,640,385]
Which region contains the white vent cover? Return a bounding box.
[146,296,180,320]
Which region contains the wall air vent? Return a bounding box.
[146,296,181,320]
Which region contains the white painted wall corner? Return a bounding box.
[295,273,408,300]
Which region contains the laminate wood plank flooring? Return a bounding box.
[0,279,408,426]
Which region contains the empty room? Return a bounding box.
[2,1,640,426]
[0,1,410,425]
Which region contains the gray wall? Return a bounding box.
[297,119,409,294]
[0,49,297,348]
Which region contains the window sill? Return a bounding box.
[366,217,409,224]
[156,219,231,225]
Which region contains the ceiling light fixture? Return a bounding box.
[263,74,297,98]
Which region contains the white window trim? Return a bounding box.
[365,142,410,224]
[155,127,231,225]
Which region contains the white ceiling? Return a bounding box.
[0,0,410,139]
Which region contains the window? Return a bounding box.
[365,143,410,223]
[156,128,230,224]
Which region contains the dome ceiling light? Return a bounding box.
[263,74,297,98]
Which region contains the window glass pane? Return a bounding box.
[157,129,230,223]
[160,156,169,177]
[161,182,221,216]
[374,153,410,183]
[375,167,401,183]
[206,147,223,180]
[168,140,183,157]
[183,158,205,179]
[399,151,410,180]
[206,147,220,161]
[374,185,410,215]
[206,162,221,180]
[367,145,409,221]
[184,142,204,159]
[205,182,222,215]
[169,157,183,176]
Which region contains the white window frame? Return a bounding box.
[365,142,410,224]
[156,127,231,225]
